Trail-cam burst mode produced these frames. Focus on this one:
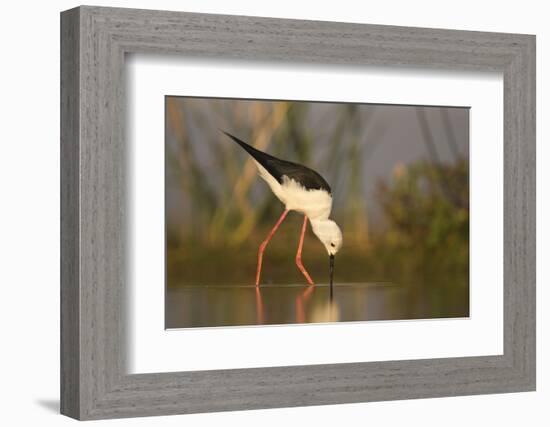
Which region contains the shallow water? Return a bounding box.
[165,282,462,329]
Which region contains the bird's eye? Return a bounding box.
[330,243,335,247]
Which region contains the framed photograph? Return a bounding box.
[61,6,535,420]
[163,97,470,330]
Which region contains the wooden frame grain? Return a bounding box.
[60,5,536,420]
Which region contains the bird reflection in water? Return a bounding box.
[254,285,340,325]
[255,286,264,325]
[295,285,315,323]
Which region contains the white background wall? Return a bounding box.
[0,0,546,425]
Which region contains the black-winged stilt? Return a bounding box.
[223,131,343,288]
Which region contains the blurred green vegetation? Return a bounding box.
[371,159,469,317]
[375,159,469,276]
[165,97,470,320]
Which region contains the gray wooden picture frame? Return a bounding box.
[60,5,536,420]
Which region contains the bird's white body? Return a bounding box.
[255,161,342,255]
[255,161,332,219]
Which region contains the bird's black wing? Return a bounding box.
[223,131,331,193]
[265,159,332,193]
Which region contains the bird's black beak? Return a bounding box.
[329,254,335,288]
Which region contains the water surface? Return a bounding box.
[166,282,464,329]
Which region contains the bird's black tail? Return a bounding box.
[221,130,272,161]
[221,130,332,193]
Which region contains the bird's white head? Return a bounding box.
[310,219,343,256]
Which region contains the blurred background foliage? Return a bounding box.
[165,97,469,321]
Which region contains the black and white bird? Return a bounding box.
[222,131,343,288]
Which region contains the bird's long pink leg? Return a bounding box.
[296,215,315,286]
[256,209,289,287]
